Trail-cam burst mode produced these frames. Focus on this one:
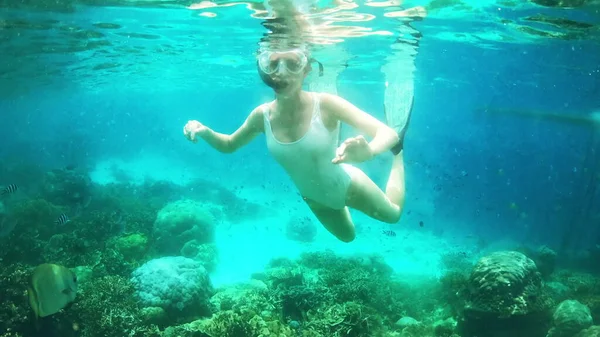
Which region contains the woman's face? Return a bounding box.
[257,49,309,93]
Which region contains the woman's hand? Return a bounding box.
[183,120,208,143]
[332,135,374,164]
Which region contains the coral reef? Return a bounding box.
[1,163,600,337]
[63,275,161,337]
[0,263,34,337]
[39,167,94,208]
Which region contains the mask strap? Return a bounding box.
[309,57,324,77]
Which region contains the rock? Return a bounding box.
[548,300,593,337]
[575,326,600,337]
[396,316,419,329]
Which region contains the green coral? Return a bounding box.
[201,310,295,337]
[91,247,134,277]
[202,310,255,336]
[114,233,148,261]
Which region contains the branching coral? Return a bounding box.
[66,275,160,337]
[0,263,33,337]
[310,302,381,337]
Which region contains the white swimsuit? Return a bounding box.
[263,92,354,210]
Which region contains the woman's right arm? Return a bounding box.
[184,106,265,154]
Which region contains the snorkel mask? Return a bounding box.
[258,48,308,76]
[257,47,324,90]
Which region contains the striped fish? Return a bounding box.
[54,214,70,226]
[382,230,396,237]
[1,184,17,196]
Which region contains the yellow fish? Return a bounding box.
[27,263,78,319]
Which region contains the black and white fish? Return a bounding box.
[1,184,17,196]
[54,214,70,226]
[382,230,396,237]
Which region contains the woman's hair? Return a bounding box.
[256,18,310,55]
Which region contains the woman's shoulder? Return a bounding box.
[254,101,274,115]
[249,102,273,123]
[313,91,340,104]
[313,92,346,112]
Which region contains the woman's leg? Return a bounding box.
[386,152,406,209]
[304,198,356,243]
[304,159,403,240]
[348,19,421,224]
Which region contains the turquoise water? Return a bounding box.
[1,1,599,337]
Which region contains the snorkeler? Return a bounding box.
[302,0,422,239]
[183,45,405,243]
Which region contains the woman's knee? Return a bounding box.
[320,216,356,243]
[305,200,356,242]
[348,189,402,224]
[334,228,356,243]
[385,209,402,224]
[377,204,402,224]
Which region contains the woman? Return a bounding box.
[183,46,406,243]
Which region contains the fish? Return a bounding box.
[382,229,396,237]
[54,214,69,226]
[27,263,78,319]
[1,184,17,196]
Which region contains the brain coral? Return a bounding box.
[153,199,216,255]
[131,256,213,313]
[465,250,547,318]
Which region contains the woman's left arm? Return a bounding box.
[322,93,399,157]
